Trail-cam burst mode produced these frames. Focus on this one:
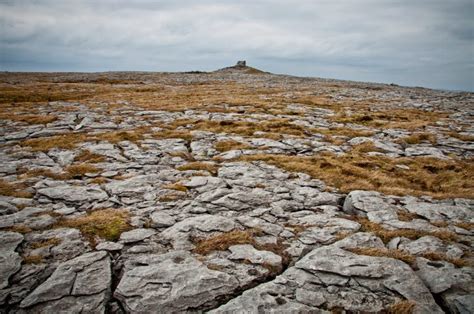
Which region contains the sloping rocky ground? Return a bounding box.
[0,65,473,313]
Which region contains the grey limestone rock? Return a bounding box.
[20,251,111,312]
[115,251,238,312]
[0,232,23,289]
[37,184,108,203]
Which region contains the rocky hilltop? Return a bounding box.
[0,63,473,313]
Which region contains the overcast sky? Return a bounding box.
[1,0,473,91]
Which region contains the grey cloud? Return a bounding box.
[1,0,473,91]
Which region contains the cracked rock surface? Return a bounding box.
[0,68,473,313]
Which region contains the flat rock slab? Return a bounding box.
[20,251,111,312]
[0,232,23,289]
[37,185,108,203]
[115,251,238,312]
[212,241,443,313]
[119,228,155,243]
[228,244,282,267]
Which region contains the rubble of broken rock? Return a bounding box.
[0,69,473,313]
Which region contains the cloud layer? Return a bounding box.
[1,0,473,91]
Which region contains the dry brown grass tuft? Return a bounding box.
[397,211,421,222]
[454,221,474,230]
[177,162,219,175]
[0,179,33,198]
[351,142,386,154]
[167,151,195,161]
[214,140,252,152]
[4,224,33,234]
[65,163,101,178]
[153,130,194,141]
[55,209,131,245]
[19,168,67,180]
[30,238,62,249]
[193,229,290,273]
[74,150,106,163]
[21,133,88,152]
[192,229,264,255]
[355,217,459,244]
[420,251,470,267]
[387,300,416,314]
[431,221,449,228]
[312,127,375,138]
[158,194,183,202]
[399,132,437,145]
[239,153,474,199]
[169,118,308,139]
[162,183,188,192]
[90,177,108,184]
[331,109,448,131]
[22,254,44,264]
[347,247,416,267]
[94,129,146,144]
[446,131,474,142]
[0,114,57,125]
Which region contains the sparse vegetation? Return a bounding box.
[30,238,62,249]
[55,209,131,246]
[214,140,252,152]
[21,133,88,152]
[387,300,415,314]
[74,150,106,163]
[446,131,474,142]
[177,162,219,175]
[0,179,32,198]
[240,153,474,199]
[65,163,101,178]
[347,247,416,267]
[399,132,437,145]
[162,183,188,192]
[22,254,44,264]
[355,217,458,243]
[192,229,263,255]
[0,114,57,125]
[331,109,448,131]
[420,251,470,267]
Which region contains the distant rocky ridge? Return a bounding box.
[0,65,473,313]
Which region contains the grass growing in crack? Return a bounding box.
[398,132,437,145]
[420,251,470,267]
[177,162,219,175]
[65,163,101,178]
[21,133,88,152]
[0,114,57,125]
[22,254,44,264]
[74,150,106,163]
[355,217,459,244]
[214,140,252,152]
[239,152,474,199]
[30,238,62,249]
[387,300,415,314]
[347,247,416,267]
[162,183,188,192]
[192,229,291,274]
[192,229,264,255]
[55,209,131,246]
[331,109,448,131]
[0,179,33,198]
